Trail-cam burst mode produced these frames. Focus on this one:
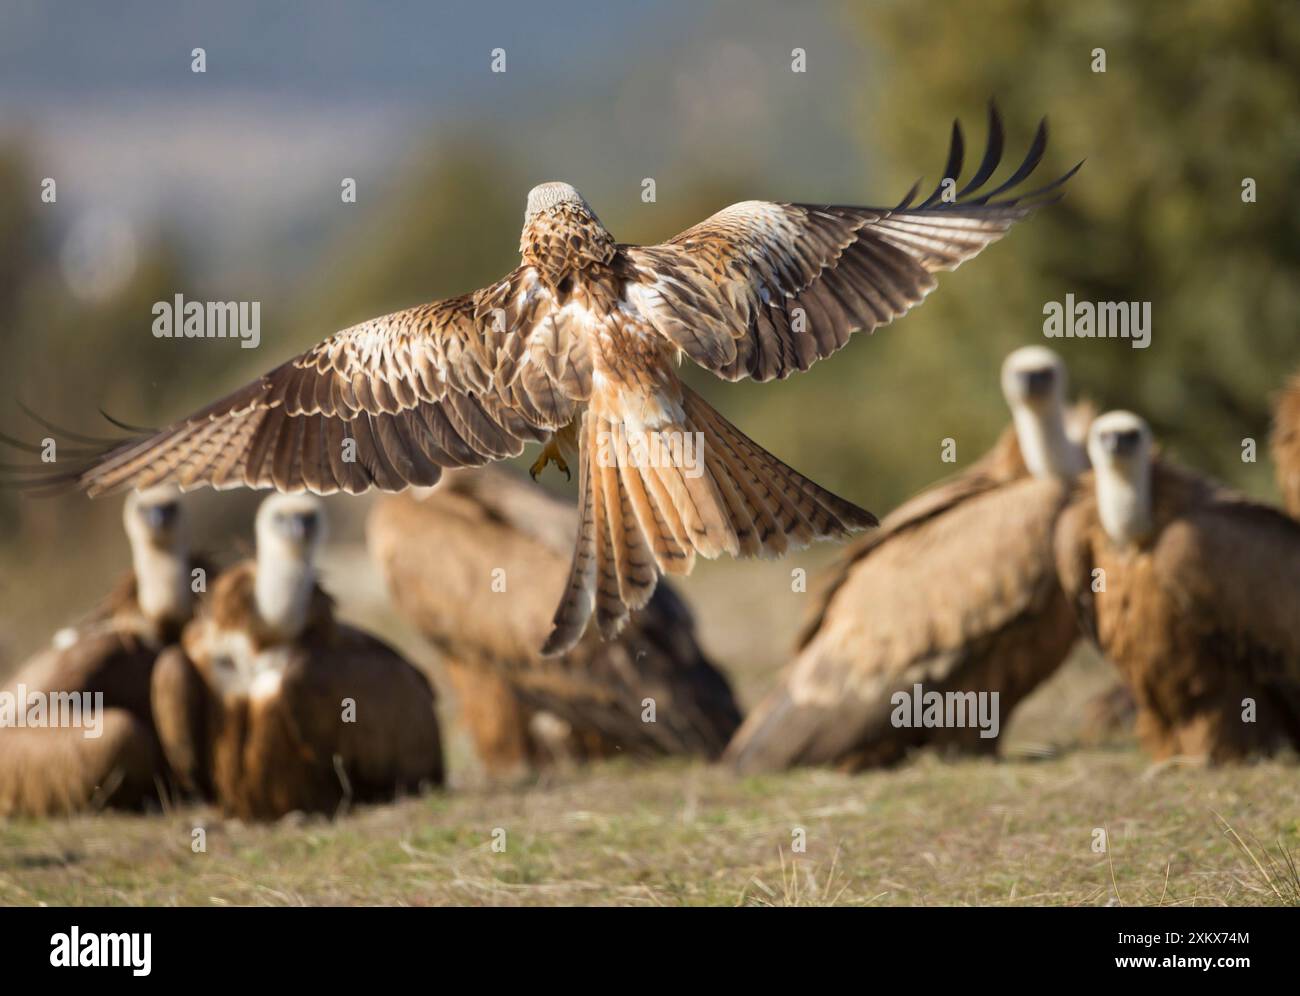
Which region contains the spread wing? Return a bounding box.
[626,105,1080,382]
[39,269,590,497]
[725,475,1076,772]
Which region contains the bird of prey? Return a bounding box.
[725,347,1091,772]
[1056,412,1300,761]
[38,106,1078,656]
[367,465,742,777]
[151,494,443,819]
[0,487,206,815]
[1270,370,1300,518]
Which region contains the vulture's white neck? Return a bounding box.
[132,540,192,624]
[254,549,315,641]
[1095,460,1153,547]
[1014,400,1087,480]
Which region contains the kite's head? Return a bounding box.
[1001,345,1067,412]
[524,181,595,223]
[520,181,616,279]
[256,493,326,565]
[124,484,186,550]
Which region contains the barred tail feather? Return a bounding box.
[540,419,598,656]
[681,386,878,547]
[540,390,876,655]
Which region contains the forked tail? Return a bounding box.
[541,386,875,655]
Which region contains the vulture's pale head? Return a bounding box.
[1001,345,1067,412]
[123,485,186,551]
[1001,346,1086,479]
[256,493,326,566]
[1088,410,1154,546]
[1088,410,1152,469]
[524,181,595,223]
[253,494,326,641]
[123,485,191,625]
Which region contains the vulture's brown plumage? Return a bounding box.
[152,495,443,819]
[1056,411,1300,761]
[367,466,742,775]
[726,347,1090,772]
[1270,371,1300,518]
[0,487,204,816]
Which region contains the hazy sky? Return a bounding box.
[1,1,876,282]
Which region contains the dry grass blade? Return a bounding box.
[1214,811,1300,906]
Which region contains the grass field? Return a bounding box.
[3,752,1297,906]
[2,545,1298,907]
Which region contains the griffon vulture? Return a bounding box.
[367,466,742,775]
[1270,371,1300,518]
[151,494,443,819]
[31,106,1078,656]
[725,346,1089,772]
[1055,411,1300,761]
[0,486,203,816]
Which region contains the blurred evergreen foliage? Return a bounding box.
[796,0,1300,506]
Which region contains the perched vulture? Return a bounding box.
[1055,411,1300,761]
[1270,371,1300,518]
[152,494,443,819]
[367,466,742,776]
[725,346,1090,772]
[0,486,203,816]
[32,105,1078,656]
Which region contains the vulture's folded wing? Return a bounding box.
[1153,470,1300,683]
[726,474,1076,772]
[796,423,1028,649]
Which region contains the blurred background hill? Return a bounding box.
[0,0,1296,674]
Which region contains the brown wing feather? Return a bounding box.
[627,108,1078,382]
[726,474,1076,772]
[63,274,585,498]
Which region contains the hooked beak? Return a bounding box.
[1099,429,1141,457]
[1017,368,1055,400]
[142,503,178,532]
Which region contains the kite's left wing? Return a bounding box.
[626,105,1079,383]
[18,276,588,497]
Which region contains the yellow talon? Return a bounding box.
[530,440,571,481]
